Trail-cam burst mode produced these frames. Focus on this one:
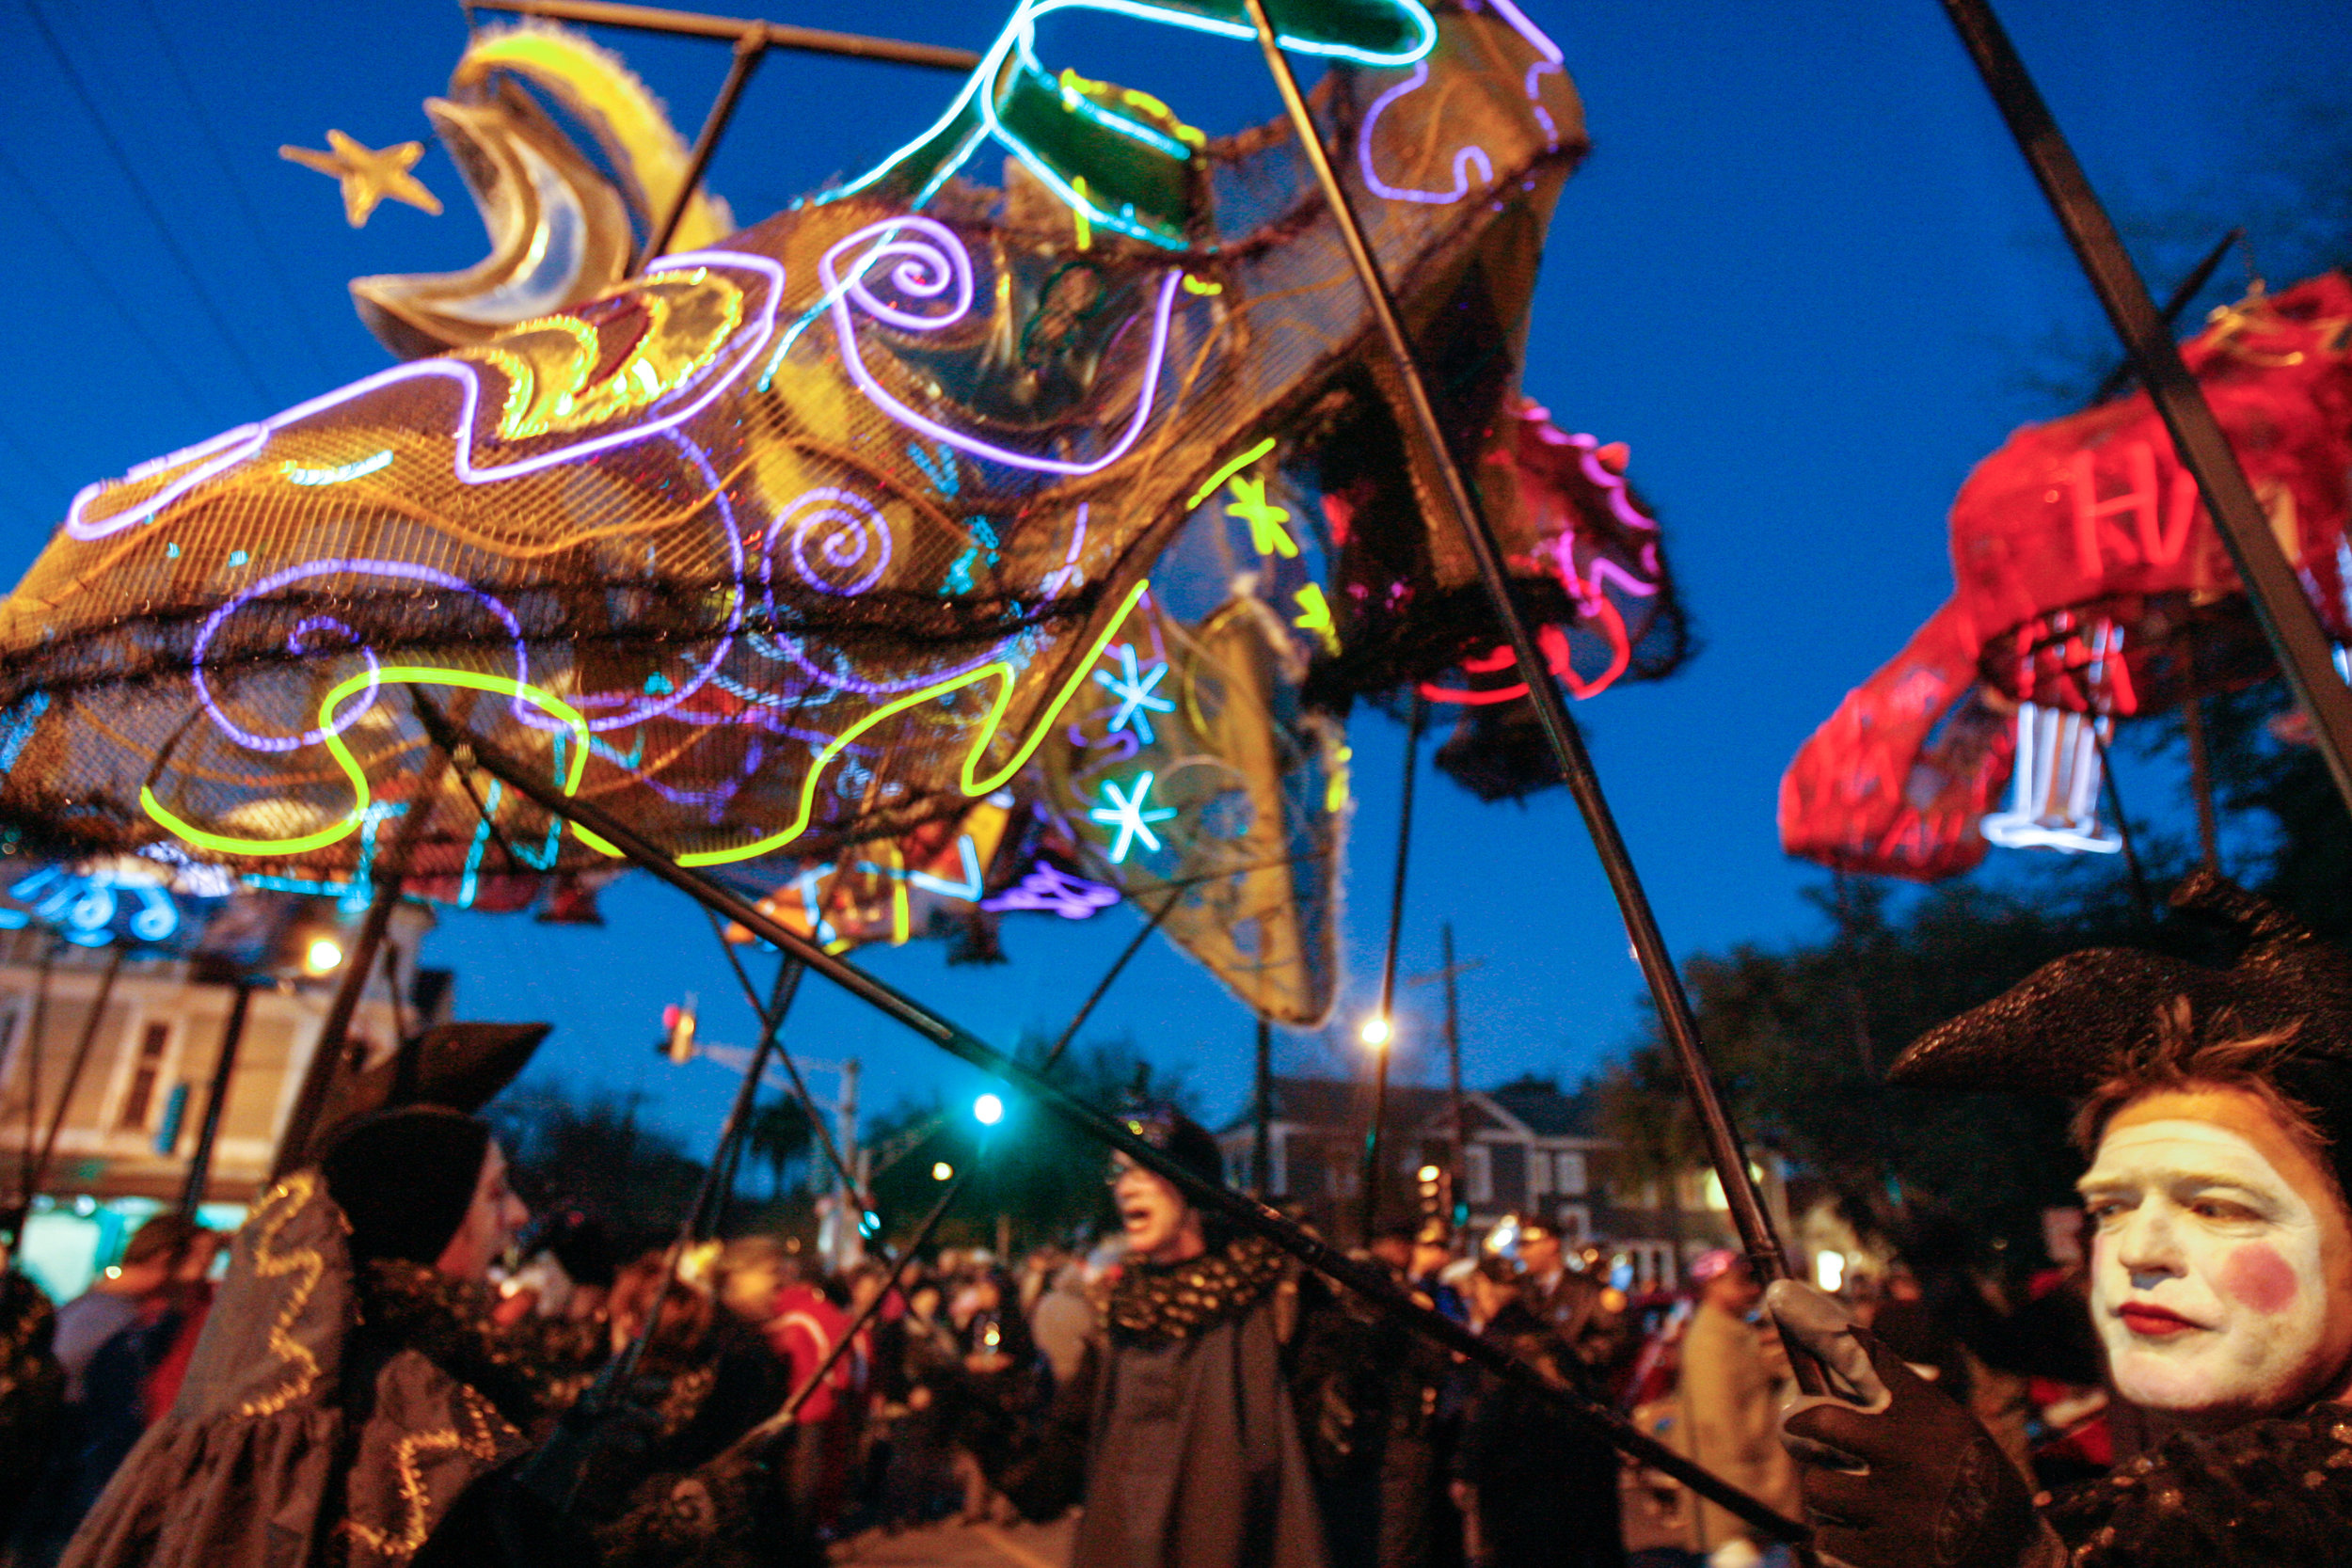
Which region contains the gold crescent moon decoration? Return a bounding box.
[350,21,737,359]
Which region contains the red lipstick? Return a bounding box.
[2118,1303,2199,1338]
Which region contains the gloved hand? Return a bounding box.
[515,1371,670,1511]
[1766,1279,2062,1568]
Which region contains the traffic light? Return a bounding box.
[972,1092,1005,1126]
[659,997,698,1065]
[1416,1162,1448,1218]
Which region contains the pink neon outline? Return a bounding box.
[1357,63,1494,204]
[821,217,1184,476]
[66,250,786,541]
[1565,432,1659,534]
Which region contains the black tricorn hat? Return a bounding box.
[1890,872,2352,1098]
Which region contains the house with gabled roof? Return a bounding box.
[1216,1071,1790,1291]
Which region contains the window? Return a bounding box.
[1556,1204,1591,1245]
[1528,1149,1551,1197]
[1465,1144,1492,1204]
[118,1022,171,1131]
[1555,1150,1587,1196]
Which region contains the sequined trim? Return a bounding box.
[1106,1232,1287,1342]
[343,1384,514,1565]
[239,1173,337,1418]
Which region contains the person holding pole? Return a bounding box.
[1769,876,2352,1568]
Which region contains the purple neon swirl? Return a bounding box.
[769,486,894,596]
[190,560,528,752]
[66,250,785,541]
[820,217,1184,476]
[1357,63,1495,205]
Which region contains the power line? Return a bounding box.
[0,139,220,421]
[20,0,280,407]
[130,0,342,382]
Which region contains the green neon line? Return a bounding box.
[1186,437,1277,509]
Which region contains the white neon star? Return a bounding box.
[1089,771,1178,863]
[1090,643,1175,744]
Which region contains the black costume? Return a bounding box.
[0,1269,63,1545]
[1070,1231,1327,1568]
[1453,1299,1625,1568]
[1776,875,2352,1568]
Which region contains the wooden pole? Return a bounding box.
[1443,923,1466,1230]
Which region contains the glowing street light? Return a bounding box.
[973,1092,1005,1127]
[931,1161,955,1181]
[1359,1014,1392,1049]
[301,936,345,976]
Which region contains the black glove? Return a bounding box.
[1767,1280,2059,1568]
[515,1371,670,1511]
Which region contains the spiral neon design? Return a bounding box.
[772,486,893,596]
[191,561,528,754]
[821,217,1183,477]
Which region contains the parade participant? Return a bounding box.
[0,1229,62,1550]
[1041,1103,1328,1568]
[58,1106,801,1568]
[1770,876,2352,1568]
[1518,1218,1620,1370]
[1680,1249,1799,1568]
[1450,1257,1624,1568]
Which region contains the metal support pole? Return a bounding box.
[1235,0,1792,1293]
[417,704,1806,1544]
[466,0,980,71]
[272,749,450,1179]
[638,29,766,267]
[1362,692,1424,1244]
[27,944,125,1203]
[1938,0,2352,819]
[1443,922,1467,1230]
[179,975,254,1217]
[1252,1015,1272,1197]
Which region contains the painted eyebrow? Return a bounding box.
[2076,1170,2276,1200]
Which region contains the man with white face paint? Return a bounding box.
[1763,875,2352,1568]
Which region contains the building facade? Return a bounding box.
[0,927,432,1297]
[1216,1073,1792,1291]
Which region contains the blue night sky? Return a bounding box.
[0,0,2344,1152]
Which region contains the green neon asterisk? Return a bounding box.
[1089,770,1177,863]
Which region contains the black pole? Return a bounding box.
[2089,227,2242,404]
[1252,1014,1272,1197]
[1234,0,1794,1301]
[1443,922,1466,1230]
[465,0,980,71]
[1362,692,1424,1244]
[180,974,255,1217]
[12,937,59,1212]
[418,703,1806,1543]
[27,944,125,1203]
[273,746,450,1180]
[638,30,765,267]
[1937,0,2352,818]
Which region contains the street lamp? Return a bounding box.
[931,1161,954,1181]
[1359,1012,1397,1243]
[301,936,345,977]
[1359,1014,1391,1048]
[972,1092,1005,1127]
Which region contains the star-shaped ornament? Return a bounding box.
[1091,643,1175,744]
[1089,772,1178,864]
[280,130,442,227]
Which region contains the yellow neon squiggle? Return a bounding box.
[1186,437,1275,509]
[677,578,1152,867]
[140,668,594,859]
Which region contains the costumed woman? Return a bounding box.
[58,1105,812,1568]
[1007,1104,1328,1568]
[1767,875,2352,1568]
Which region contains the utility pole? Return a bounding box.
[834,1057,860,1270]
[1412,930,1484,1234]
[179,969,256,1218]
